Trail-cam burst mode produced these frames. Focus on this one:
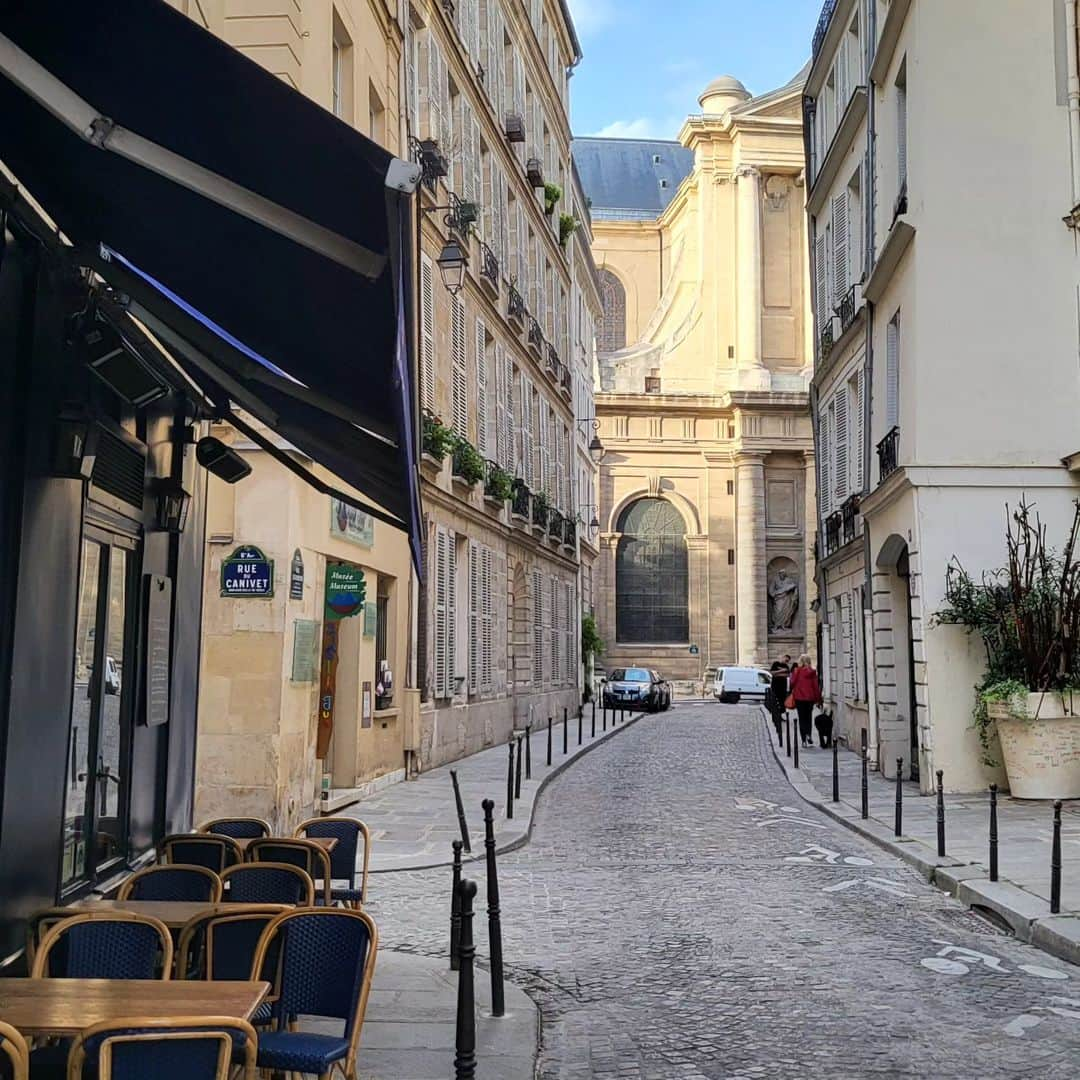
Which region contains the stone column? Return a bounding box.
[735,452,768,666]
[735,164,766,388]
[598,533,620,656]
[685,535,710,679]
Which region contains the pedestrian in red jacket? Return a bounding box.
[788,654,822,748]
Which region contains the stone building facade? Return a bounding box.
[575,72,815,686]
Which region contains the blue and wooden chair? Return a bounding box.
[31,911,173,979]
[0,1020,28,1080]
[197,817,270,840]
[295,817,371,908]
[66,1017,257,1080]
[118,865,222,903]
[221,862,314,906]
[159,833,242,874]
[250,908,378,1080]
[247,838,332,905]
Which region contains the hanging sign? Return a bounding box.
[221,545,274,598]
[330,498,374,548]
[324,562,366,621]
[290,549,305,600]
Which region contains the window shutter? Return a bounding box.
[897,82,908,187]
[549,576,558,685]
[886,313,900,428]
[446,534,457,695]
[854,366,865,490]
[420,255,435,410]
[434,527,448,697]
[405,19,418,136]
[531,568,543,685]
[814,230,828,327]
[468,542,479,694]
[451,295,468,435]
[513,53,525,122]
[832,192,848,302]
[427,37,445,144]
[521,376,534,486]
[471,117,482,214]
[517,205,528,292]
[818,409,831,517]
[481,546,494,692]
[475,319,488,454]
[841,592,855,698]
[834,385,848,505]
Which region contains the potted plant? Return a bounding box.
[558,213,578,248]
[936,499,1080,798]
[484,463,513,503]
[544,182,562,216]
[422,412,455,464]
[450,436,486,486]
[532,490,550,529]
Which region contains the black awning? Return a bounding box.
[0,0,422,565]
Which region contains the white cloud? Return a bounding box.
[565,0,614,37]
[591,117,658,139]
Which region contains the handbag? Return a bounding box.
[784,693,796,711]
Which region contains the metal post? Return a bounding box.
[989,784,999,882]
[453,878,478,1080]
[546,716,552,767]
[481,799,505,1018]
[450,769,471,853]
[591,700,596,738]
[1051,800,1063,915]
[860,729,868,820]
[563,708,568,754]
[514,735,523,800]
[785,712,791,758]
[793,724,799,768]
[450,840,463,971]
[602,701,607,731]
[832,737,839,803]
[936,770,946,857]
[505,741,514,820]
[578,705,583,746]
[524,725,532,780]
[895,758,903,837]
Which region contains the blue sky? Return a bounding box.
[566,0,823,139]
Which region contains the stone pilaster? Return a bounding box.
[802,449,818,663]
[735,452,768,666]
[735,165,768,390]
[685,534,710,667]
[598,532,620,655]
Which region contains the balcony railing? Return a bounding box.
[892,178,908,223]
[548,508,564,542]
[877,426,900,484]
[811,0,838,59]
[527,317,544,353]
[836,283,861,338]
[545,341,559,375]
[511,479,530,519]
[841,494,860,546]
[824,509,843,556]
[560,363,572,397]
[507,284,526,323]
[478,240,499,292]
[563,517,576,549]
[447,191,479,237]
[532,497,549,529]
[818,316,836,363]
[410,136,449,192]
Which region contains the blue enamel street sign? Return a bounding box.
[221,545,274,598]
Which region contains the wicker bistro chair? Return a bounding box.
[247,838,332,905]
[159,833,242,874]
[295,818,371,908]
[221,862,315,906]
[31,911,173,979]
[65,1017,257,1080]
[0,1020,28,1080]
[198,818,270,840]
[250,908,378,1080]
[118,865,222,903]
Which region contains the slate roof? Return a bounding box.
[571,138,694,221]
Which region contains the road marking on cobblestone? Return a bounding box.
[1004,998,1080,1037]
[785,844,874,867]
[756,815,827,830]
[823,877,914,898]
[921,942,1070,982]
[1004,1014,1044,1038]
[1018,964,1071,980]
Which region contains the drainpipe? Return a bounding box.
[1066,0,1080,206]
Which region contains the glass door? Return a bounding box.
[62,530,137,892]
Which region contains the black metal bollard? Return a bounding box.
[832,737,840,803]
[895,758,904,837]
[546,716,552,766]
[602,701,607,731]
[563,708,569,754]
[453,878,478,1080]
[861,729,869,820]
[936,770,946,857]
[989,783,999,882]
[450,769,471,853]
[450,840,463,970]
[591,700,596,738]
[1051,800,1063,915]
[506,741,514,820]
[578,706,583,746]
[525,725,532,780]
[514,735,523,800]
[481,800,505,1018]
[793,725,799,768]
[785,712,791,759]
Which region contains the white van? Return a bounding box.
[714,666,772,703]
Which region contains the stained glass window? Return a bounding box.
[615,499,689,643]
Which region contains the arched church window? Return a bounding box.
[598,269,627,353]
[615,498,689,643]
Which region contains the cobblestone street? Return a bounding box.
[366,705,1080,1078]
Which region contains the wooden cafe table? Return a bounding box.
[235,836,337,856]
[54,899,232,930]
[0,978,269,1038]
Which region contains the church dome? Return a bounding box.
[699,75,751,112]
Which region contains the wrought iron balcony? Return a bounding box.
[877,426,900,484]
[824,509,843,556]
[819,316,836,363]
[836,283,861,338]
[511,478,530,519]
[563,517,576,549]
[446,191,479,237]
[893,179,908,223]
[478,240,499,292]
[548,507,564,541]
[812,0,838,59]
[526,158,544,188]
[507,284,526,324]
[504,112,525,144]
[409,136,448,192]
[841,494,860,546]
[527,317,544,353]
[560,363,572,397]
[545,341,559,375]
[532,497,549,529]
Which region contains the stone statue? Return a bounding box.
[768,568,799,632]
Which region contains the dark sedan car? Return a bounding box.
[603,668,671,712]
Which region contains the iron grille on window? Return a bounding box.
[841,495,860,546]
[478,240,499,290]
[824,510,842,556]
[877,426,900,484]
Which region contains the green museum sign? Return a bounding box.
[324,562,366,621]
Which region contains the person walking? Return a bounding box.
[788,654,822,748]
[769,655,791,743]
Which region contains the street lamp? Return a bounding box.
[575,417,605,464]
[577,504,601,537]
[436,238,468,295]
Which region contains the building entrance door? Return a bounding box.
[61,527,138,893]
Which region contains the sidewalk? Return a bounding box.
[343,706,645,872]
[761,708,1080,966]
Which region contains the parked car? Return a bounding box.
[603,667,668,712]
[713,666,772,703]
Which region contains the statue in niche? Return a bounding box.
[768,566,800,633]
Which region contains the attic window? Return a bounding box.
[659,179,669,189]
[645,375,661,394]
[653,154,662,163]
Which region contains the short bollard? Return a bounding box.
[525,725,532,780]
[577,706,583,746]
[563,708,569,755]
[785,713,791,759]
[860,729,869,820]
[454,878,478,1080]
[450,840,463,971]
[895,758,904,837]
[793,725,800,769]
[591,700,596,738]
[514,735,523,800]
[450,769,471,853]
[546,716,553,767]
[936,770,946,857]
[602,702,607,732]
[989,784,999,882]
[481,799,505,1018]
[505,741,514,820]
[1051,800,1063,915]
[831,738,840,802]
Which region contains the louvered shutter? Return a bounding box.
[420,255,435,410]
[834,386,848,505]
[841,592,855,698]
[475,319,488,454]
[886,314,900,428]
[814,230,828,328]
[451,295,468,435]
[897,83,908,187]
[460,102,474,202]
[818,412,831,517]
[549,576,559,685]
[531,568,543,685]
[537,400,549,498]
[405,19,418,136]
[468,542,479,694]
[471,117,482,214]
[832,192,848,302]
[427,36,445,144]
[517,205,528,292]
[493,342,506,466]
[835,42,848,123]
[490,4,504,119]
[502,348,514,470]
[434,528,449,697]
[446,533,457,695]
[512,53,526,132]
[481,546,494,692]
[854,366,865,490]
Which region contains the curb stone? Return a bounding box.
[760,706,1080,968]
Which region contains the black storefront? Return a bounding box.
[0,1,421,965]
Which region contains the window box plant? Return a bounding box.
[484,463,513,504]
[558,214,578,249]
[451,437,486,487]
[422,412,455,465]
[936,500,1080,798]
[544,182,562,216]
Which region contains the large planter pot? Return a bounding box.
[987,692,1080,799]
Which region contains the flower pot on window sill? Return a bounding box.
[987,693,1080,799]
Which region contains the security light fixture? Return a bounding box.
[153,476,191,534]
[436,239,468,295]
[52,406,99,479]
[74,308,169,408]
[196,435,252,484]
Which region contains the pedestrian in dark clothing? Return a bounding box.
[769,655,791,743]
[789,654,822,748]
